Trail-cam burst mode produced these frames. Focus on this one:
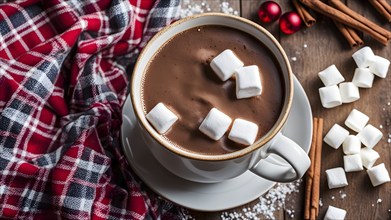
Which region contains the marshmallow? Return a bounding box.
[352,68,374,88]
[367,163,390,187]
[235,65,262,99]
[339,82,360,103]
[352,46,375,68]
[368,55,390,78]
[324,206,347,220]
[360,147,380,169]
[146,103,178,134]
[210,49,244,81]
[228,119,258,145]
[199,108,232,141]
[318,64,345,86]
[344,154,363,172]
[323,124,349,149]
[342,135,361,155]
[325,167,348,189]
[357,124,383,148]
[344,109,369,132]
[319,85,342,108]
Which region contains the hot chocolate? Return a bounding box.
[141,25,284,155]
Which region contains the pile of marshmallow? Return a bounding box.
[323,108,390,188]
[145,49,263,146]
[321,108,390,220]
[318,46,390,108]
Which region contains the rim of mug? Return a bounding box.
[131,13,293,161]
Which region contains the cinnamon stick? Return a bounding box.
[311,118,323,219]
[299,0,390,45]
[304,118,318,220]
[369,0,391,22]
[333,20,364,48]
[292,0,316,27]
[329,0,391,39]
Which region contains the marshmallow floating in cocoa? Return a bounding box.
[360,147,380,169]
[342,135,361,155]
[228,118,258,145]
[352,68,374,88]
[323,124,349,149]
[146,103,178,134]
[343,154,363,172]
[324,206,347,220]
[369,55,390,78]
[344,109,369,132]
[235,65,262,99]
[210,49,244,81]
[318,64,345,86]
[352,46,375,68]
[339,82,360,103]
[199,108,232,141]
[325,167,348,189]
[367,163,390,187]
[319,85,342,108]
[357,124,382,149]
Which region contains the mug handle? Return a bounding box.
[250,132,311,182]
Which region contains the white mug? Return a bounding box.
[131,13,310,183]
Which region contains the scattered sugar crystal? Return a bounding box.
[220,180,302,220]
[372,204,375,207]
[304,44,308,48]
[331,195,335,200]
[377,198,382,203]
[181,0,239,18]
[319,198,323,207]
[339,190,347,199]
[291,57,297,62]
[379,125,383,129]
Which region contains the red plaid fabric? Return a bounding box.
[0,0,184,219]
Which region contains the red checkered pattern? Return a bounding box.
[0,0,185,219]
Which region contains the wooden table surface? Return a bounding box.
[180,1,391,219]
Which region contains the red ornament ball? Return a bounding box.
[279,11,302,34]
[258,1,282,23]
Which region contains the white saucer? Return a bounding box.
[121,76,312,211]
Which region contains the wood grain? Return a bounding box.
[184,1,391,219]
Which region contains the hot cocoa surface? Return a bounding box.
[142,25,284,155]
